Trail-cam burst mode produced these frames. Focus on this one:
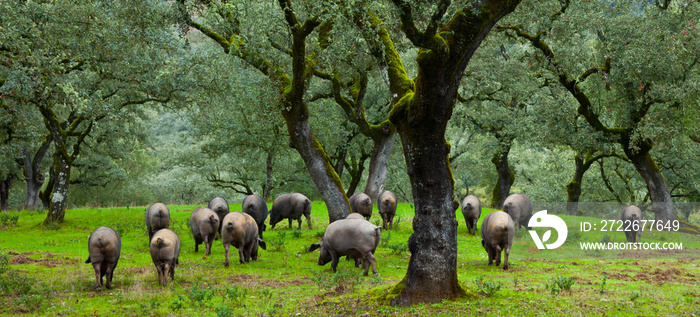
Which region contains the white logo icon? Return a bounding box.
[528,210,568,250]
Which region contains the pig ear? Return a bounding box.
[309,242,321,253]
[258,239,267,251]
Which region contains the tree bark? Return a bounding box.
[490,143,513,208]
[0,174,13,211]
[262,148,275,202]
[23,139,51,210]
[371,0,521,306]
[565,154,585,215]
[364,131,396,201]
[345,151,370,197]
[44,152,71,224]
[626,147,674,222]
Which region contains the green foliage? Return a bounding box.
[312,269,361,294]
[268,231,287,252]
[292,229,303,239]
[0,213,19,230]
[388,242,408,255]
[169,295,185,311]
[600,234,611,244]
[221,285,247,307]
[545,276,575,296]
[599,275,607,294]
[472,275,502,297]
[188,284,214,306]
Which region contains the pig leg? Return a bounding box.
[205,236,212,256]
[170,263,175,282]
[495,245,502,267]
[238,247,245,264]
[472,219,479,235]
[304,212,312,229]
[156,264,164,286]
[92,263,102,291]
[163,264,171,286]
[330,250,339,273]
[297,218,302,230]
[388,214,394,230]
[223,243,230,267]
[104,262,115,289]
[502,246,510,270]
[486,246,494,265]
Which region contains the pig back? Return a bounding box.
[146,203,170,230]
[461,195,481,218]
[481,211,514,247]
[88,226,121,262]
[190,207,219,237]
[377,191,397,214]
[324,219,381,254]
[221,212,259,246]
[150,229,181,262]
[242,195,268,226]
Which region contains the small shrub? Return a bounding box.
[216,305,235,317]
[568,231,582,242]
[546,276,575,296]
[169,295,185,311]
[388,242,407,255]
[381,232,392,248]
[188,284,213,306]
[222,285,247,306]
[0,253,8,274]
[598,275,607,294]
[472,275,502,297]
[314,230,325,238]
[630,291,641,302]
[292,229,303,239]
[0,213,19,229]
[268,232,287,252]
[0,271,35,296]
[140,299,161,315]
[600,234,611,244]
[312,270,360,294]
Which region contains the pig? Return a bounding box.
[503,193,533,230]
[149,228,180,286]
[269,193,312,230]
[221,212,267,266]
[461,195,482,235]
[621,205,642,243]
[208,197,229,237]
[346,213,365,220]
[189,207,220,255]
[349,193,373,221]
[377,191,397,230]
[309,218,381,276]
[145,203,170,241]
[85,226,121,291]
[481,211,514,270]
[242,194,269,239]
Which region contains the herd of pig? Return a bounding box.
[84,191,643,291]
[84,191,394,291]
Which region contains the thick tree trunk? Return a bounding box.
[390,104,462,306]
[44,153,71,224]
[283,112,350,223]
[490,144,513,208]
[626,150,675,222]
[0,175,13,211]
[364,131,396,201]
[566,155,585,215]
[345,152,369,197]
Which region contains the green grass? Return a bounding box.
[0,204,699,316]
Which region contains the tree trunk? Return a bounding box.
[626,149,675,222]
[283,111,350,223]
[345,152,370,197]
[262,148,275,202]
[566,154,585,215]
[23,141,50,210]
[364,131,396,201]
[44,153,71,224]
[0,174,13,211]
[490,145,514,208]
[390,95,463,306]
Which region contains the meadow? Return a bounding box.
[0,203,699,316]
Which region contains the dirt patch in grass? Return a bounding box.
[228,273,309,288]
[8,251,79,267]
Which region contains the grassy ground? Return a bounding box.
[0,203,699,316]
